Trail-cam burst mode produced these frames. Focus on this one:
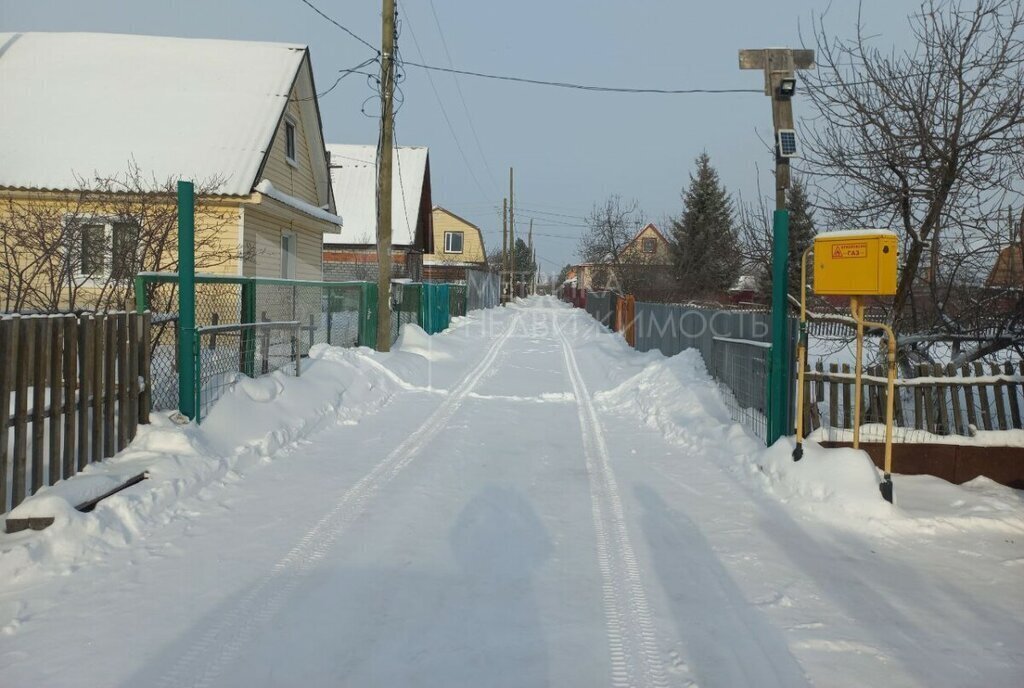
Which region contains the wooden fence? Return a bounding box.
[801,360,1024,436]
[0,312,152,513]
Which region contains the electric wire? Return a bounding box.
[427,0,500,194]
[399,5,491,200]
[298,0,378,54]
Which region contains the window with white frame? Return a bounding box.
[281,231,297,278]
[284,117,297,164]
[74,219,140,279]
[642,237,657,254]
[444,231,464,254]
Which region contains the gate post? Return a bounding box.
[177,181,196,420]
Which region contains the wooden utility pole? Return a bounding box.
[739,47,815,444]
[528,219,534,295]
[375,0,397,351]
[501,198,508,303]
[509,167,516,299]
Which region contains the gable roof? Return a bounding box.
[622,223,671,253]
[431,205,487,255]
[987,245,1024,288]
[0,32,328,200]
[324,144,429,246]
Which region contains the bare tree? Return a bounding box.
[0,162,251,314]
[578,195,672,296]
[801,0,1024,363]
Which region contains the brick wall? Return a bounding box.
[323,247,422,282]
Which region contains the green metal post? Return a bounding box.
[177,181,196,420]
[768,209,790,445]
[241,280,256,377]
[133,275,147,314]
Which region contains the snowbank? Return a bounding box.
[0,323,465,582]
[594,335,1024,532]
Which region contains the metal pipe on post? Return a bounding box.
[851,296,864,448]
[375,0,396,352]
[792,246,813,461]
[177,180,196,420]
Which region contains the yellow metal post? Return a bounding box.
[851,296,865,449]
[793,246,813,461]
[859,316,898,503]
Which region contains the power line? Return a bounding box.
[310,57,380,99]
[298,0,378,54]
[399,4,491,200]
[403,60,763,95]
[427,0,500,194]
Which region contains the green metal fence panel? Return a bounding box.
[419,283,450,334]
[136,273,375,411]
[359,283,378,348]
[136,274,479,417]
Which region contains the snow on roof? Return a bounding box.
[323,144,428,246]
[255,180,342,226]
[0,32,307,196]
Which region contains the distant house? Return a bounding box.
[422,206,488,283]
[322,144,433,282]
[987,245,1024,289]
[0,31,341,310]
[572,223,673,292]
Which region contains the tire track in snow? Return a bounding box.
[555,314,669,688]
[156,313,522,688]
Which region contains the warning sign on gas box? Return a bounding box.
[831,242,868,259]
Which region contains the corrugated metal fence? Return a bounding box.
[467,269,500,311]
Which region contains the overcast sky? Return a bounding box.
[2,1,917,274]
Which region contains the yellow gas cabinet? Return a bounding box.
[813,230,898,296]
[794,228,900,503]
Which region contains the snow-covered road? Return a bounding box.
[1,298,1022,687]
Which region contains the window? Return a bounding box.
[444,231,464,254]
[79,223,107,275]
[75,220,139,278]
[284,117,297,164]
[281,232,296,278]
[642,237,657,254]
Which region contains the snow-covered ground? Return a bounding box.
[1,297,1021,687]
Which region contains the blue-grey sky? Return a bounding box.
[2,1,916,273]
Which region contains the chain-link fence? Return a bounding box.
[633,302,795,443]
[137,273,493,418]
[390,282,421,344]
[135,273,376,412]
[449,285,467,318]
[194,320,300,422]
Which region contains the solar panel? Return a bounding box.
[777,129,798,158]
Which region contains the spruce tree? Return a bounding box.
[672,153,741,297]
[786,177,817,299]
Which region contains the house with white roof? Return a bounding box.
[323,144,433,282]
[0,31,341,310]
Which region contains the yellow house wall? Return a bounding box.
[620,225,673,264]
[259,86,320,207]
[0,191,245,310]
[427,208,486,264]
[241,200,326,281]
